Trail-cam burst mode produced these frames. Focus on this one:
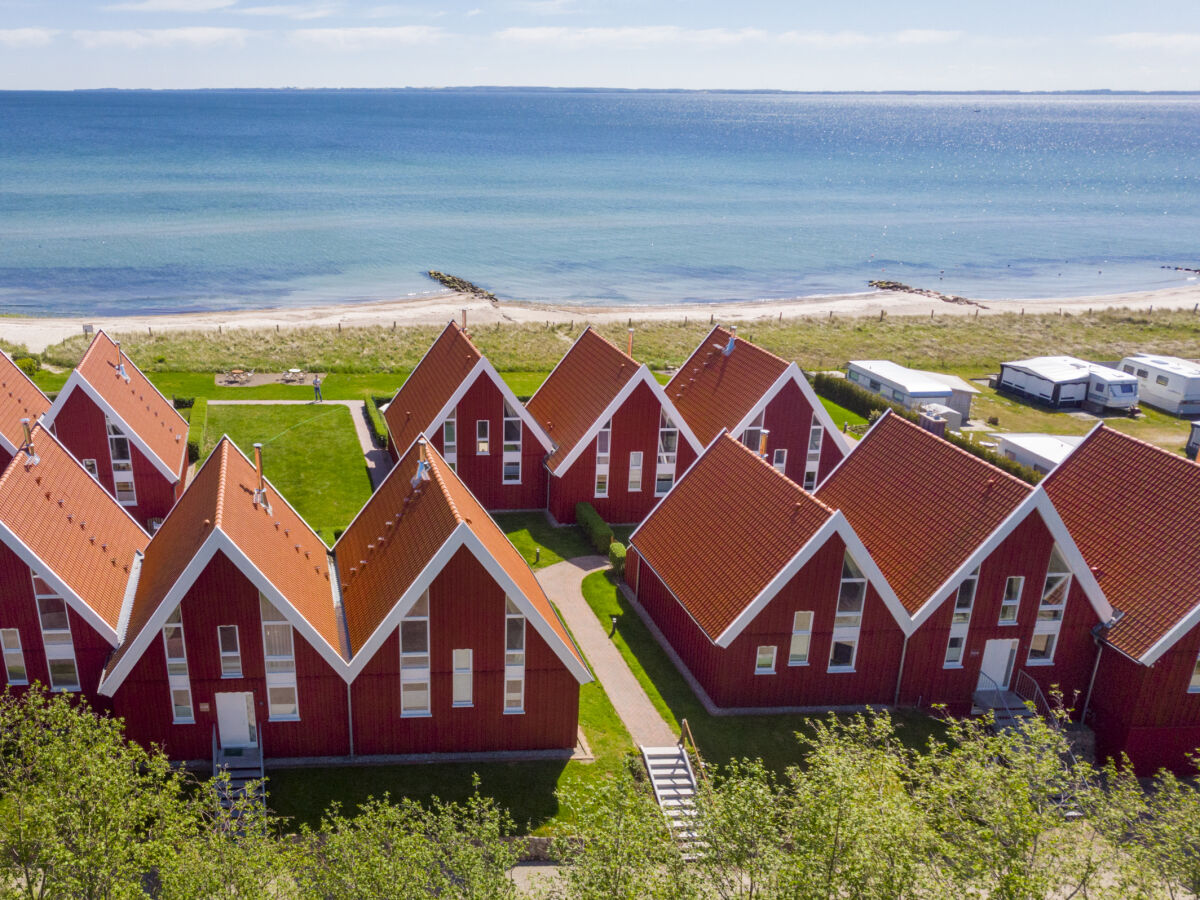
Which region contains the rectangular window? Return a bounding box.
[1028,546,1070,665]
[162,608,193,723]
[1190,651,1200,693]
[829,554,865,672]
[502,401,522,484]
[400,592,430,716]
[944,636,966,667]
[945,566,979,668]
[788,612,812,665]
[803,425,823,490]
[218,625,242,677]
[33,574,78,692]
[259,596,299,720]
[1156,375,1170,386]
[504,598,525,713]
[742,410,766,455]
[628,451,643,492]
[594,419,611,497]
[452,649,473,707]
[1,629,27,685]
[773,448,787,473]
[476,419,490,455]
[999,576,1024,625]
[107,420,137,505]
[655,410,678,496]
[1122,364,1134,374]
[81,459,98,479]
[442,411,457,466]
[755,645,776,674]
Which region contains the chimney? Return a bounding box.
[411,438,432,489]
[20,418,38,465]
[758,428,769,459]
[461,308,467,332]
[723,326,737,357]
[627,328,634,358]
[252,442,269,509]
[115,341,128,381]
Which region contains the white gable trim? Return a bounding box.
[43,370,181,484]
[424,358,554,455]
[0,519,121,647]
[626,428,725,546]
[0,430,15,456]
[729,363,851,459]
[117,550,143,643]
[1138,604,1200,666]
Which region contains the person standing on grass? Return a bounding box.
[313,374,323,402]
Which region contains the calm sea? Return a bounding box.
[1,90,1197,316]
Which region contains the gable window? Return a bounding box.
[1190,651,1200,693]
[655,410,678,496]
[452,649,473,707]
[755,645,776,675]
[773,448,787,473]
[788,612,812,665]
[999,576,1023,625]
[81,459,99,479]
[218,625,242,677]
[945,566,979,668]
[829,554,865,672]
[1,629,27,685]
[442,411,457,471]
[594,419,611,497]
[476,420,490,455]
[1028,546,1070,665]
[260,595,299,720]
[162,608,193,723]
[106,420,137,505]
[400,592,431,716]
[803,425,823,490]
[628,451,643,492]
[33,574,79,692]
[504,598,525,714]
[742,410,766,455]
[502,401,522,484]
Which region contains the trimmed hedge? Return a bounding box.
[186,398,207,464]
[172,396,195,410]
[608,542,626,578]
[576,502,613,553]
[364,396,390,449]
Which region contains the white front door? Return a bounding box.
[977,639,1019,692]
[215,692,257,748]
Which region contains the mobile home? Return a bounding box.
[1119,354,1200,416]
[998,357,1138,412]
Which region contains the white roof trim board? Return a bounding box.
[729,363,851,457]
[424,357,555,455]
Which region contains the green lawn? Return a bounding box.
[148,372,406,403]
[820,396,869,429]
[494,511,594,569]
[198,404,374,545]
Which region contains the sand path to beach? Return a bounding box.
[4,283,1199,354]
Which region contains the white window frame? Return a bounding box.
[829,554,865,672]
[655,410,678,496]
[628,450,643,493]
[1189,650,1200,694]
[1028,547,1070,666]
[945,566,979,668]
[772,448,787,473]
[106,419,137,506]
[476,419,490,455]
[162,608,194,724]
[594,419,611,498]
[218,624,242,678]
[81,458,99,479]
[742,410,766,454]
[504,598,525,714]
[259,595,299,721]
[789,611,812,666]
[452,648,473,707]
[442,411,457,469]
[502,401,522,484]
[755,645,777,675]
[999,576,1024,625]
[400,592,431,717]
[32,574,79,692]
[803,425,823,491]
[1,629,28,686]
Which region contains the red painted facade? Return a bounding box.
[426,376,547,512]
[629,536,905,709]
[350,548,579,755]
[548,381,698,525]
[898,512,1102,715]
[0,447,11,471]
[760,380,846,488]
[112,552,350,761]
[51,389,183,529]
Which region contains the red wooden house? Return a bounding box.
[666,326,848,491]
[383,321,553,511]
[526,328,702,525]
[0,351,50,471]
[1043,426,1200,775]
[816,412,1112,716]
[42,331,188,531]
[336,436,591,755]
[625,433,909,711]
[0,425,148,708]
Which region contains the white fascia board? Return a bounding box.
[0,518,121,647]
[1039,420,1105,485]
[551,367,668,476]
[116,550,143,644]
[629,550,728,647]
[1139,611,1200,667]
[1029,490,1113,624]
[651,371,704,456]
[427,359,554,455]
[528,327,588,409]
[98,533,222,695]
[43,370,180,484]
[384,320,453,411]
[458,527,593,684]
[831,513,914,635]
[812,407,894,493]
[626,428,726,547]
[665,325,723,396]
[0,431,15,456]
[731,364,850,458]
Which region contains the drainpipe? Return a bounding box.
[346,680,355,759]
[893,634,910,706]
[1081,622,1108,724]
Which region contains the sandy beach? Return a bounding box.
[4,283,1199,354]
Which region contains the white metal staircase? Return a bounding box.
[641,719,705,853]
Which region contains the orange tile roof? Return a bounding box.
[631,434,835,642]
[665,326,788,445]
[815,413,1031,614]
[110,438,343,676]
[336,438,583,668]
[0,426,147,634]
[383,322,481,455]
[1042,426,1200,661]
[526,328,639,472]
[75,331,188,476]
[0,352,50,455]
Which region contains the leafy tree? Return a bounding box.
[692,759,785,900]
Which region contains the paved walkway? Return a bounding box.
[536,556,677,748]
[206,399,393,489]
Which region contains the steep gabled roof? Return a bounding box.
[0,425,148,644]
[0,352,50,457]
[382,321,551,457]
[101,437,345,692]
[335,437,588,682]
[1042,426,1200,664]
[816,412,1032,615]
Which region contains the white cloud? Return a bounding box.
[894,29,962,45]
[237,4,337,19]
[466,7,482,16]
[496,26,768,47]
[105,0,237,11]
[289,25,443,48]
[778,29,962,48]
[73,27,250,48]
[0,27,58,47]
[1097,32,1200,51]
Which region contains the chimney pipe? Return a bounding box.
[627,328,634,358]
[758,429,769,459]
[461,308,467,332]
[20,418,37,464]
[252,442,269,508]
[115,340,127,380]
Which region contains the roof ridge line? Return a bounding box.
[424,443,464,524]
[585,325,639,364]
[722,434,838,516]
[450,319,484,361]
[1086,422,1200,469]
[880,411,1033,494]
[717,324,791,369]
[214,439,228,529]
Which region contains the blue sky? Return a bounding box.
[1,0,1198,90]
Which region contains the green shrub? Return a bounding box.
[14,356,40,378]
[608,541,626,577]
[576,502,613,554]
[186,398,207,464]
[364,396,390,449]
[172,396,195,410]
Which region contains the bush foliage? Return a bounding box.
[185,398,207,464]
[365,395,391,449]
[608,541,626,577]
[576,502,613,553]
[13,356,40,378]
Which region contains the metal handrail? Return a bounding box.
[1013,670,1060,730]
[977,671,1022,724]
[678,718,708,782]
